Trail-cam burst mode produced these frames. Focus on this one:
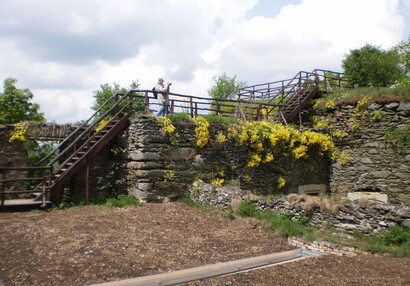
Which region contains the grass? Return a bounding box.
[177,194,215,212]
[178,197,410,257]
[50,194,141,210]
[201,114,239,125]
[166,112,191,121]
[103,195,140,208]
[322,83,410,104]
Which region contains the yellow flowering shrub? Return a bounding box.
[193,116,210,148]
[211,169,224,186]
[225,120,336,167]
[312,98,323,109]
[262,151,274,163]
[211,178,224,186]
[337,151,350,165]
[157,116,175,135]
[247,153,262,168]
[163,169,175,181]
[356,97,371,112]
[277,177,286,189]
[214,132,226,145]
[332,129,348,138]
[300,130,335,159]
[325,99,336,110]
[9,123,28,142]
[157,116,177,144]
[292,145,308,160]
[95,116,112,133]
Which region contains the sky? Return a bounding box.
[0,0,409,123]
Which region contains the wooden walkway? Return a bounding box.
[1,199,51,207]
[91,249,322,286]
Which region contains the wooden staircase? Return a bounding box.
[1,90,135,207]
[270,86,320,124]
[238,69,345,124]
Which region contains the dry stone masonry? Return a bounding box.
[122,117,330,202]
[314,100,409,205]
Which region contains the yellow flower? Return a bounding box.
[247,154,261,168]
[9,123,28,142]
[214,132,226,145]
[277,177,286,189]
[193,116,210,148]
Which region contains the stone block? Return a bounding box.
[397,101,410,112]
[370,171,391,178]
[129,151,162,161]
[166,148,197,160]
[347,192,388,203]
[298,184,327,196]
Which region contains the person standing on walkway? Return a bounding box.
[155,78,171,116]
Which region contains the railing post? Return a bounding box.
[47,167,52,201]
[114,94,119,115]
[144,92,150,115]
[190,97,194,118]
[216,101,220,116]
[1,170,5,207]
[85,157,89,206]
[165,93,169,115]
[170,100,175,114]
[129,91,133,115]
[195,103,198,117]
[41,176,46,207]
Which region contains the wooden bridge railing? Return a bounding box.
[238,69,346,101]
[0,166,52,207]
[132,90,282,121]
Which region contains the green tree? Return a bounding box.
[342,44,403,88]
[393,38,410,84]
[208,73,247,100]
[92,81,143,118]
[0,78,45,125]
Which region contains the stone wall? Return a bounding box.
[122,117,330,202]
[0,124,29,192]
[24,121,81,141]
[314,100,409,205]
[189,180,410,234]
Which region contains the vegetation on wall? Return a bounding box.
[158,115,338,188]
[384,124,410,152]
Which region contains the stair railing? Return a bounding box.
[37,90,133,169]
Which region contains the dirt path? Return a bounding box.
[0,203,409,285]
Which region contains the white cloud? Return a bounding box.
[0,0,407,123]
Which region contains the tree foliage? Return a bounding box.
[342,43,405,88]
[393,38,410,84]
[208,73,247,100]
[92,81,143,118]
[0,78,45,125]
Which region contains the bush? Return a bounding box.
[201,114,238,125]
[104,195,140,207]
[365,224,410,257]
[166,112,190,121]
[260,212,307,238]
[236,200,257,217]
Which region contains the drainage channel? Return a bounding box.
[91,248,322,286]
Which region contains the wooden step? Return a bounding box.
[2,199,52,207]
